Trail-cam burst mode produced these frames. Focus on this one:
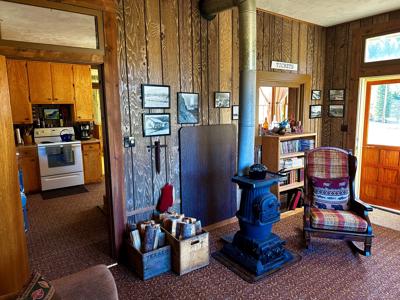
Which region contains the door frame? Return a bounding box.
[354,75,400,197]
[0,4,125,260]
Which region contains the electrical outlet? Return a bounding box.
[124,136,135,148]
[341,124,348,132]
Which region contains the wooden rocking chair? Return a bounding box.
[303,147,374,256]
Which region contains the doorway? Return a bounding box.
[359,78,400,210]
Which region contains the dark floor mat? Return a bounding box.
[41,185,89,200]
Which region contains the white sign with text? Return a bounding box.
[271,61,298,71]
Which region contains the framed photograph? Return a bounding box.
[141,84,170,108]
[215,92,231,108]
[309,105,322,119]
[232,105,239,120]
[43,108,60,120]
[329,104,344,118]
[142,113,171,137]
[329,89,345,101]
[311,90,321,100]
[177,92,199,124]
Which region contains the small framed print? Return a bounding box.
[309,105,322,119]
[232,105,239,120]
[215,91,231,108]
[329,89,345,101]
[177,92,200,124]
[141,84,170,108]
[329,104,344,118]
[142,113,171,137]
[311,90,321,100]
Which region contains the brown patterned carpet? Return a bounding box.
[112,213,400,300]
[26,182,115,280]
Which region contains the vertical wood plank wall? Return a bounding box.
[117,1,326,222]
[321,11,400,150]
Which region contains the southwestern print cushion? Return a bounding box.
[17,272,58,300]
[311,176,350,211]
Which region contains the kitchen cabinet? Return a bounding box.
[82,142,102,184]
[6,59,32,124]
[27,61,53,104]
[73,64,93,121]
[17,146,41,193]
[51,63,74,104]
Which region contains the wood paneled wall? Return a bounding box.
[256,11,326,145]
[322,10,400,150]
[117,2,326,222]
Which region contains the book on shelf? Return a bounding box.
[279,169,303,186]
[280,138,315,155]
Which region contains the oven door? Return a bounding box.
[38,143,83,176]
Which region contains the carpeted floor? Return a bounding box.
[26,182,115,280]
[112,213,400,300]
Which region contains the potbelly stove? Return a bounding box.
[215,174,298,281]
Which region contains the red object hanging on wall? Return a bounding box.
[157,183,174,212]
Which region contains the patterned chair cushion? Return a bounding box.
[311,176,350,210]
[310,207,368,233]
[306,148,349,178]
[17,272,58,300]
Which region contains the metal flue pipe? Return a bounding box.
[200,0,257,176]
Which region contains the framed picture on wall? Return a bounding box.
[215,92,231,108]
[329,89,345,101]
[141,84,170,108]
[177,92,199,124]
[329,104,344,118]
[309,105,322,119]
[142,113,171,137]
[311,90,321,100]
[232,105,239,120]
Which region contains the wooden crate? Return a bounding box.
[164,229,210,275]
[125,242,171,280]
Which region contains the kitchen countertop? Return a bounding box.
[16,144,37,150]
[80,138,101,144]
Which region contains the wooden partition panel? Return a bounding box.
[0,55,30,296]
[180,125,237,226]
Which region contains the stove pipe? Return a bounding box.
[200,0,256,176]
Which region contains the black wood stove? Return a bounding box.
[214,174,299,281]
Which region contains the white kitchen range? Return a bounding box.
[34,127,84,191]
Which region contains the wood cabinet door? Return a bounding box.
[82,143,102,184]
[73,65,93,121]
[27,61,53,104]
[19,152,41,194]
[6,60,32,124]
[51,63,74,104]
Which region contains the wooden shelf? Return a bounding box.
[280,152,305,159]
[280,181,304,192]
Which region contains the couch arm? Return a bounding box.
[52,265,118,300]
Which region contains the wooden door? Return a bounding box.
[6,59,32,124]
[51,63,74,104]
[0,55,30,297]
[18,147,41,193]
[82,143,102,183]
[360,79,400,210]
[27,61,53,104]
[73,64,93,121]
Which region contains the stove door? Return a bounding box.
[38,143,83,176]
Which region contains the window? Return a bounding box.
[258,87,289,125]
[364,32,400,63]
[366,81,400,146]
[0,0,100,49]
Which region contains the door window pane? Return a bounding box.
[365,32,400,63]
[367,82,400,146]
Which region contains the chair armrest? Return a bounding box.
[351,198,373,218]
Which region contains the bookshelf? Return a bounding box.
[258,132,317,209]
